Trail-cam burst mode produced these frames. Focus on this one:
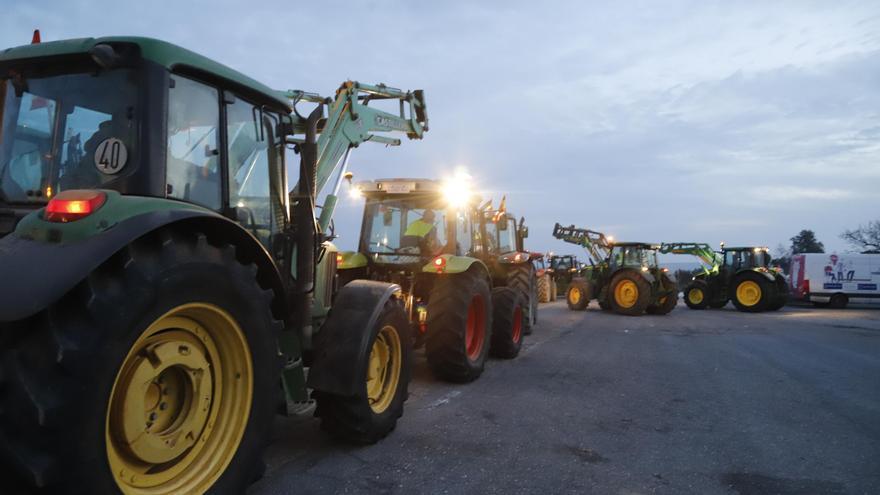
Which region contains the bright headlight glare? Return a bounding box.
[442,170,473,208]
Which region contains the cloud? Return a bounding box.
[2,1,879,253]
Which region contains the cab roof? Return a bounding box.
[0,36,291,111]
[610,242,659,249]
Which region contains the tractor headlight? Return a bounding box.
[442,169,473,208]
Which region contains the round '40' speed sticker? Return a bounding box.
[94,138,128,174]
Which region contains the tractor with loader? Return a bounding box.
[553,223,678,316]
[659,243,788,312]
[337,179,537,382]
[0,34,428,494]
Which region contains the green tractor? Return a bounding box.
[337,179,537,382]
[553,223,678,316]
[547,254,585,300]
[659,243,788,312]
[0,34,429,494]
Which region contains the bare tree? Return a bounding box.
[841,220,880,253]
[772,243,791,274]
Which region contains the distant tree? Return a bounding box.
[840,220,880,253]
[790,230,824,254]
[772,243,791,274]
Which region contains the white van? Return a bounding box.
[790,253,880,308]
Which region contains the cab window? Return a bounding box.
[166,75,221,210]
[226,96,285,247]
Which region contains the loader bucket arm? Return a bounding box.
[658,242,722,275]
[284,81,428,232]
[552,223,610,264]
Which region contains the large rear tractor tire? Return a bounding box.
[609,271,651,316]
[425,269,493,383]
[489,287,525,359]
[731,272,772,312]
[566,277,591,311]
[537,273,552,303]
[507,263,538,335]
[0,229,281,494]
[766,275,789,311]
[313,298,411,443]
[683,281,709,310]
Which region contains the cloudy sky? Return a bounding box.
[4,1,878,257]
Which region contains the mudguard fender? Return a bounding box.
[307,280,403,397]
[0,204,284,322]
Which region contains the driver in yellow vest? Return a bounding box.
[403,209,438,253]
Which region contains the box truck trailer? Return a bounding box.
[790,253,880,308]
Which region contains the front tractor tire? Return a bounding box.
[566,277,591,311]
[313,298,412,443]
[425,269,493,383]
[489,287,525,359]
[0,229,281,495]
[507,263,538,335]
[609,270,651,316]
[647,289,678,315]
[684,281,710,310]
[731,272,771,312]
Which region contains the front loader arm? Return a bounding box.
[658,242,722,275]
[552,223,610,264]
[285,81,428,232]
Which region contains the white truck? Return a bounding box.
[790,253,880,308]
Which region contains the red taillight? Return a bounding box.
[45,190,106,223]
[803,279,810,296]
[433,256,447,272]
[31,30,41,44]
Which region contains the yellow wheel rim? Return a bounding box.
[568,286,581,305]
[366,325,402,414]
[688,288,704,305]
[736,280,762,307]
[106,303,252,494]
[614,280,639,309]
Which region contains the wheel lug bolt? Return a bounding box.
[149,412,157,421]
[159,402,167,410]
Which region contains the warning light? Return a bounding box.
[31,30,41,44]
[336,253,343,264]
[45,190,106,223]
[432,256,447,272]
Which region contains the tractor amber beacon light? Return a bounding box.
[44,190,107,223]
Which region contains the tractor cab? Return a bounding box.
[0,36,293,241]
[608,242,662,273]
[354,178,479,267]
[721,246,772,271]
[550,254,581,273]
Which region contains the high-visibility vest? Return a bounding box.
[405,219,434,238]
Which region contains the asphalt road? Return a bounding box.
[251,301,880,495]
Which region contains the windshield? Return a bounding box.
[483,213,517,255]
[361,197,448,263]
[0,67,138,204]
[610,246,657,269]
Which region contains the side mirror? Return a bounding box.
[521,226,529,239]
